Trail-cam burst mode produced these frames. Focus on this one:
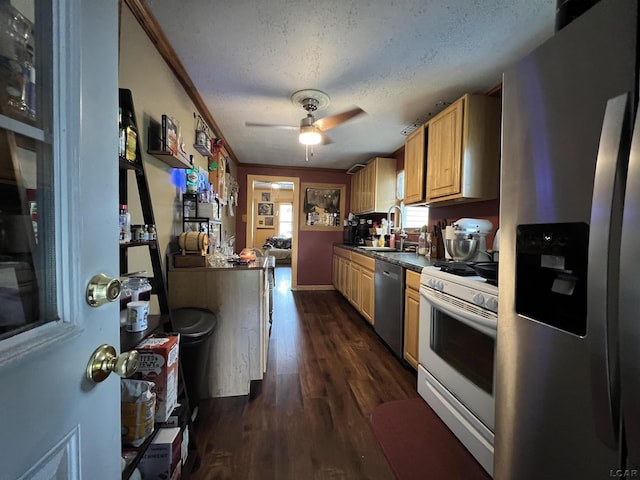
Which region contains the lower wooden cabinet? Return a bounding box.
[333,247,375,325]
[332,248,350,295]
[347,261,361,307]
[404,269,421,369]
[359,264,375,324]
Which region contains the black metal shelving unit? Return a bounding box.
[118,88,199,480]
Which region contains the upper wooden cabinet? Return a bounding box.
[426,94,501,205]
[404,125,427,204]
[350,157,397,214]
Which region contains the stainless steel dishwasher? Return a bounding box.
[374,259,405,359]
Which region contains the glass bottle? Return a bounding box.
[186,155,199,194]
[119,204,131,243]
[418,231,427,256]
[118,107,125,160]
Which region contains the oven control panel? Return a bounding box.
[421,266,498,313]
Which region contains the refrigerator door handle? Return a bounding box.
[619,99,640,469]
[587,93,631,449]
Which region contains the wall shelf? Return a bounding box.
[147,114,191,168]
[147,149,191,169]
[119,158,143,171]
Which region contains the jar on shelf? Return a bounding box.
[119,204,131,243]
[147,224,157,241]
[122,276,152,302]
[121,109,138,162]
[131,224,146,242]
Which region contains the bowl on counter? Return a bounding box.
[445,237,478,261]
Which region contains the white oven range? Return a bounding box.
[418,265,497,476]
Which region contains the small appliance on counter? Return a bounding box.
[354,219,371,246]
[434,218,496,276]
[343,223,357,245]
[447,218,494,262]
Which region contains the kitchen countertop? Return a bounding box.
[334,243,438,273]
[170,254,275,271]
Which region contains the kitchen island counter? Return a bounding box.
[167,255,272,397]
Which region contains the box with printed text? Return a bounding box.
[138,426,182,480]
[135,334,180,423]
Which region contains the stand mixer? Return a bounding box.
[448,218,494,262]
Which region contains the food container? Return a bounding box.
[126,300,149,332]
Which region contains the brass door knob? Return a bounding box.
[86,273,122,307]
[86,344,139,383]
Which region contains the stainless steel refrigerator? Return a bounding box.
[496,0,640,478]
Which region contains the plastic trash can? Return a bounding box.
[171,307,218,406]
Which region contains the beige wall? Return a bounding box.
[118,5,236,310]
[252,188,293,246]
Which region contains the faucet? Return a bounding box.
[387,205,408,251]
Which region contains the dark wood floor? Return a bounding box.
[190,266,419,480]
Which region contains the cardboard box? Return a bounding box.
[138,427,182,480]
[136,335,180,423]
[156,403,186,429]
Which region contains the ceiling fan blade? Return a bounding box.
[313,107,366,132]
[245,121,298,131]
[320,133,333,145]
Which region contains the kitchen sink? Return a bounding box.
[357,246,399,251]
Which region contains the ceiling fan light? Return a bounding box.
[299,126,322,145]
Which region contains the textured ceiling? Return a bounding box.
[146,0,556,170]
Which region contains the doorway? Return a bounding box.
[246,175,299,290]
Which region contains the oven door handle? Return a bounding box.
[420,287,497,338]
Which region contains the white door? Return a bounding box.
[0,1,121,478]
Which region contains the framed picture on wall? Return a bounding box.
[261,192,271,202]
[300,182,345,231]
[258,202,274,216]
[257,201,275,229]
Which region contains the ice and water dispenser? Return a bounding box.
[515,223,589,336]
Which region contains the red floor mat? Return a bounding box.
[370,398,492,480]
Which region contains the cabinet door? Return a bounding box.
[427,99,464,200]
[371,157,398,212]
[360,267,375,325]
[350,170,360,214]
[347,262,361,307]
[404,286,420,369]
[332,254,339,289]
[361,162,374,212]
[339,257,349,294]
[404,125,426,204]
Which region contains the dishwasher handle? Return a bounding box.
[381,269,400,281]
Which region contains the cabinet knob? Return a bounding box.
[86,344,139,383]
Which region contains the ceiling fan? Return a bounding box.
[245,89,366,159]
